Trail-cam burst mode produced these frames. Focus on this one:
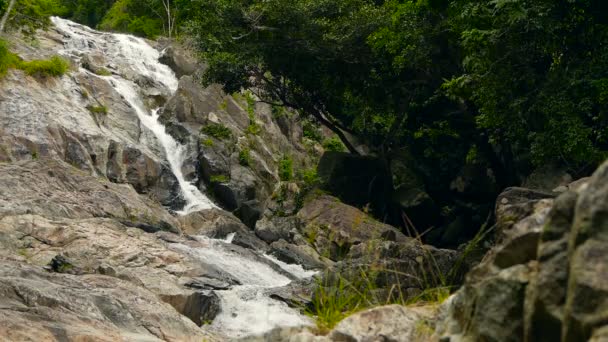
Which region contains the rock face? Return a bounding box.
[0,26,183,209]
[0,259,209,342]
[297,194,408,261]
[156,73,319,227]
[437,162,608,342]
[0,160,226,340]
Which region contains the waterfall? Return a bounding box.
[50,17,315,338]
[51,16,214,213]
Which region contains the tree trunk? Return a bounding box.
[0,0,17,33]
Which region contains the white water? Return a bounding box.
[173,237,314,337]
[51,17,214,213]
[51,18,314,338]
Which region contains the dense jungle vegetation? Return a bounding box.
[2,0,607,243]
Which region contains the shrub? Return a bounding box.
[238,148,252,166]
[303,120,323,142]
[19,56,70,77]
[322,136,345,152]
[201,123,232,140]
[278,155,293,181]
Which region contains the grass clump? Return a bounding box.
[307,268,382,333]
[278,155,293,181]
[20,56,70,78]
[201,123,232,140]
[0,39,69,79]
[305,216,494,332]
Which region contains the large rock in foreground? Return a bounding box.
[437,161,608,342]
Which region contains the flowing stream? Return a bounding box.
[51,17,314,338]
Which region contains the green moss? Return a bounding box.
[210,174,230,183]
[201,123,232,140]
[94,67,112,76]
[19,56,70,78]
[87,105,108,115]
[58,263,74,273]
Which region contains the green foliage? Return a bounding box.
[322,136,346,152]
[99,0,163,38]
[58,0,114,28]
[0,39,19,78]
[278,155,293,181]
[201,123,232,140]
[303,120,323,142]
[19,56,70,77]
[1,0,67,35]
[446,0,608,167]
[246,115,261,135]
[298,168,319,187]
[238,147,251,167]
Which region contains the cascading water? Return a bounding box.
[52,16,214,213]
[51,17,315,338]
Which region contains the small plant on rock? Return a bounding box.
[201,123,232,140]
[238,148,252,166]
[278,155,293,181]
